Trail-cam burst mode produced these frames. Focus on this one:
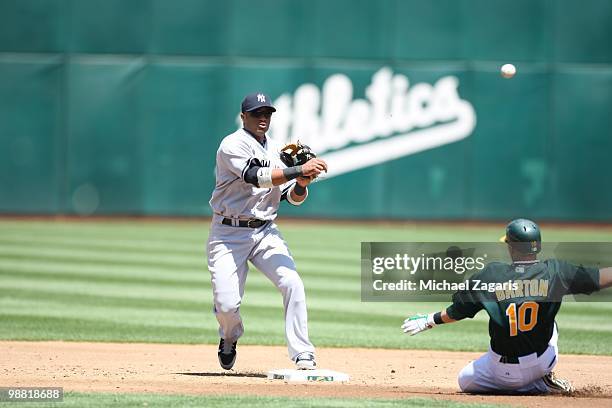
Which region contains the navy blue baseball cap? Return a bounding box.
[241,92,276,112]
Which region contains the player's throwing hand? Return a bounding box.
[301,158,328,178]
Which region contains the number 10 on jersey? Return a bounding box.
[506,301,539,337]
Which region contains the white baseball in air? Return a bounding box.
[500,63,516,79]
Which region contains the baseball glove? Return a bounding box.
[279,141,317,168]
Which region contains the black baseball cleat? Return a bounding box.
[218,338,237,370]
[542,371,574,393]
[295,352,316,370]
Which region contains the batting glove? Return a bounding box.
[402,313,436,336]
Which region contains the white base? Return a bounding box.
[267,369,349,382]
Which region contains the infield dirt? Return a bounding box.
[2,341,611,407]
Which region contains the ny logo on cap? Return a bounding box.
[257,94,266,102]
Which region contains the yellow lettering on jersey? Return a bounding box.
[538,279,549,297]
[495,289,506,301]
[523,279,531,297]
[514,281,525,297]
[496,279,550,301]
[529,279,539,296]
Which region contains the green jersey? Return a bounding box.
[446,259,600,357]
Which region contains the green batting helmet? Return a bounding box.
[500,218,541,254]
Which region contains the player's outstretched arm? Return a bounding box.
[402,309,458,336]
[599,267,612,289]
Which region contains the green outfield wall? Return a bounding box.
[1,0,611,220]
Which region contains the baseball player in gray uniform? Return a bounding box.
[207,92,328,370]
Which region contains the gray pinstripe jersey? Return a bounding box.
[209,128,296,221]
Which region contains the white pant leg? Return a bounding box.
[207,229,250,343]
[458,352,498,393]
[249,224,315,361]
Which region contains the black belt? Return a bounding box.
[498,347,547,364]
[221,218,267,228]
[499,355,521,364]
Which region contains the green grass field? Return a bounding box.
[8,392,507,408]
[1,219,611,355]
